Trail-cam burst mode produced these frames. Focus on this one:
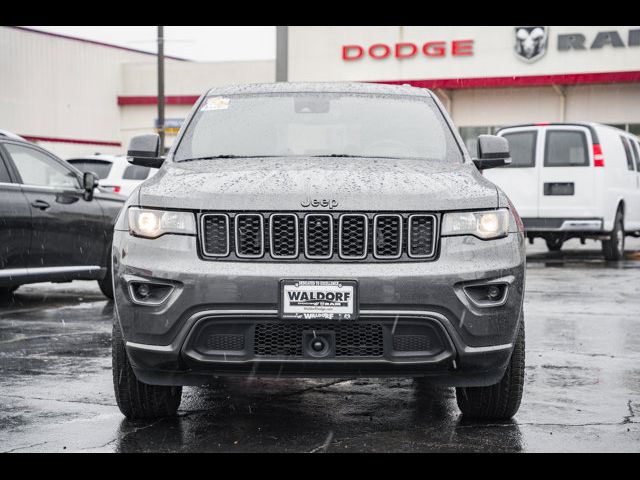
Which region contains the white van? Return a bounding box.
[66,154,156,199]
[484,123,640,260]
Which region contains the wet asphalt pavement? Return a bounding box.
[1,238,639,453]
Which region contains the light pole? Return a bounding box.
[276,26,288,82]
[157,26,165,154]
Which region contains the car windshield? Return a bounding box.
[174,93,463,162]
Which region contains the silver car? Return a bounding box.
[111,83,526,420]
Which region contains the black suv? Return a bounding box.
[0,137,123,298]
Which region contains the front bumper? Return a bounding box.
[112,231,526,387]
[523,217,604,233]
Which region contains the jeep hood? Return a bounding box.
[137,157,498,211]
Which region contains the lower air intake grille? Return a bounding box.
[205,334,245,351]
[254,322,384,357]
[393,334,432,352]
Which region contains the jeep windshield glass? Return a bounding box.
[174,93,463,162]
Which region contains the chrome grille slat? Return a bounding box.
[339,214,368,260]
[373,214,403,259]
[304,214,333,259]
[269,214,299,259]
[235,214,264,258]
[408,214,436,258]
[200,214,230,257]
[200,212,437,261]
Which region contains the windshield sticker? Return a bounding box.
[201,97,230,111]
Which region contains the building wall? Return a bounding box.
[119,60,275,151]
[287,26,640,131]
[287,26,640,81]
[0,27,275,158]
[121,60,275,96]
[0,26,185,157]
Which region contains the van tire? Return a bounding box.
[545,237,563,252]
[112,318,182,419]
[602,210,625,261]
[456,319,525,420]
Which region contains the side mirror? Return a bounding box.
[127,134,165,168]
[83,171,99,200]
[472,135,512,170]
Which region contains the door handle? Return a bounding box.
[31,199,51,210]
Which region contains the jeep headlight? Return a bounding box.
[128,207,196,239]
[441,209,509,240]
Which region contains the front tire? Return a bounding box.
[456,319,525,420]
[112,318,182,419]
[545,237,563,252]
[98,251,114,299]
[602,210,625,261]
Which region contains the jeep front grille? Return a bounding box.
[200,212,437,262]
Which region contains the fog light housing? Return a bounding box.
[128,281,174,306]
[463,283,508,307]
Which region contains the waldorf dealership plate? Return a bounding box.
[279,280,358,320]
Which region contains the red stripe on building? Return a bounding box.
[20,135,122,147]
[116,71,640,107]
[117,95,201,106]
[377,71,640,90]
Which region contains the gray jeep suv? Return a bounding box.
[111,83,526,420]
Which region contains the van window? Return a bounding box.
[503,131,536,167]
[629,139,640,172]
[122,164,150,180]
[544,131,589,167]
[620,137,635,171]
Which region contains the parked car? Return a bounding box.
[67,154,156,198]
[111,82,526,420]
[0,129,26,141]
[484,123,640,259]
[0,137,124,298]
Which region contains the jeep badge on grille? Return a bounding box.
[301,195,339,209]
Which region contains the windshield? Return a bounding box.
[174,93,462,162]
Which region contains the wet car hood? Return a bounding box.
[137,157,498,211]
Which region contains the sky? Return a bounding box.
[25,26,276,62]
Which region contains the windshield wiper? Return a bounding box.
[309,154,419,160]
[179,155,279,162]
[309,154,357,158]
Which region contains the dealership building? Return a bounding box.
[1,25,639,158]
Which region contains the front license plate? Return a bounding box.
[279,280,358,320]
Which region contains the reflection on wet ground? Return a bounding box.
[0,238,639,452]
